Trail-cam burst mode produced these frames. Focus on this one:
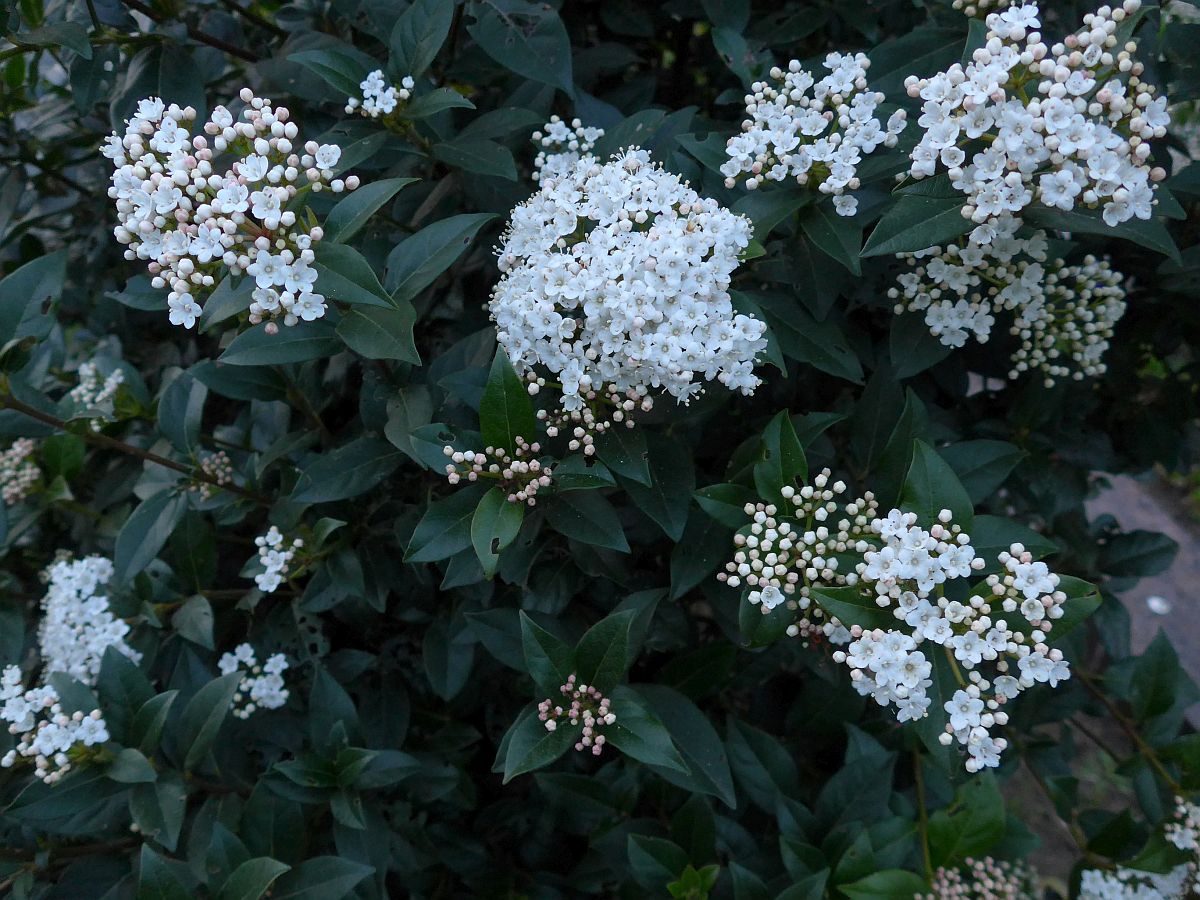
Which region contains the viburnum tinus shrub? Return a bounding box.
[1,0,1199,898]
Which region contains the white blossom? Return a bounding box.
[0,439,40,505]
[218,643,290,719]
[38,556,141,686]
[489,148,767,416]
[253,526,303,593]
[104,89,359,332]
[66,361,124,431]
[904,1,1166,231]
[722,53,907,214]
[0,666,110,785]
[345,69,414,118]
[890,217,1127,385]
[721,475,1075,772]
[532,116,605,183]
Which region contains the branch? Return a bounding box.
[121,0,260,62]
[218,0,287,38]
[0,392,271,507]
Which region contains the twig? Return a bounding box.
[0,392,271,506]
[913,751,934,881]
[283,378,331,443]
[1076,668,1183,794]
[121,0,259,62]
[218,0,287,38]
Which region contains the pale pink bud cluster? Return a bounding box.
[0,438,40,505]
[193,450,234,500]
[922,856,1038,899]
[442,437,553,505]
[537,674,616,756]
[533,374,654,454]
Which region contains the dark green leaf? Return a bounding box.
[324,178,417,244]
[292,437,404,503]
[466,0,574,95]
[406,485,487,562]
[219,322,340,366]
[178,672,242,771]
[899,440,974,531]
[216,858,291,900]
[114,491,188,583]
[471,486,525,577]
[520,611,575,695]
[545,490,630,552]
[336,304,421,363]
[385,213,496,301]
[480,348,537,452]
[391,0,456,76]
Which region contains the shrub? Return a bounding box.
[0,0,1198,897]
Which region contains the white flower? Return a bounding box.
[167,294,201,329]
[347,70,413,118]
[250,187,285,228]
[1,668,112,784]
[0,439,40,506]
[724,488,1076,773]
[890,220,1127,385]
[247,249,286,289]
[532,116,605,182]
[292,292,326,322]
[240,154,270,182]
[945,689,984,731]
[314,144,341,170]
[252,527,303,593]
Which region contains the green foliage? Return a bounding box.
[0,1,1197,898]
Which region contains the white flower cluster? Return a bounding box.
[0,438,40,505]
[537,674,615,756]
[1081,797,1200,898]
[905,1,1168,238]
[1,667,109,784]
[103,91,359,332]
[0,554,134,784]
[720,475,1074,771]
[532,116,605,183]
[254,526,303,593]
[442,437,554,505]
[1167,796,1200,854]
[1081,866,1192,898]
[39,556,141,686]
[890,219,1127,384]
[922,857,1038,899]
[217,643,289,719]
[345,69,414,119]
[67,361,124,431]
[723,53,907,215]
[489,148,767,413]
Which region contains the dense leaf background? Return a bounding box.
[0,0,1199,898]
